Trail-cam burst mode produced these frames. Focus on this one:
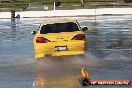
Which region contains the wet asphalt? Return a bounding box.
[0,16,132,88]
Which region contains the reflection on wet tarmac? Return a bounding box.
[33,57,86,88]
[0,16,132,88]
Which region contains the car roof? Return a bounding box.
[41,20,77,25]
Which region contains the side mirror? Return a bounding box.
[82,27,88,32]
[31,31,36,35]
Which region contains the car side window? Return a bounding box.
[40,25,46,34]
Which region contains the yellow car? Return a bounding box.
[32,20,88,59]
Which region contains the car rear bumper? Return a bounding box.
[34,41,86,59]
[52,51,85,56]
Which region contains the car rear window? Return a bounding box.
[40,22,80,34]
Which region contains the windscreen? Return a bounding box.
[40,22,79,34]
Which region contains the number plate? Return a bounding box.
[55,46,68,51]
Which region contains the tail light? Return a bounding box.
[72,34,85,40]
[36,37,50,43]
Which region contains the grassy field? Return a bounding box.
[0,0,132,11]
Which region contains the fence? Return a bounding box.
[0,1,132,12]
